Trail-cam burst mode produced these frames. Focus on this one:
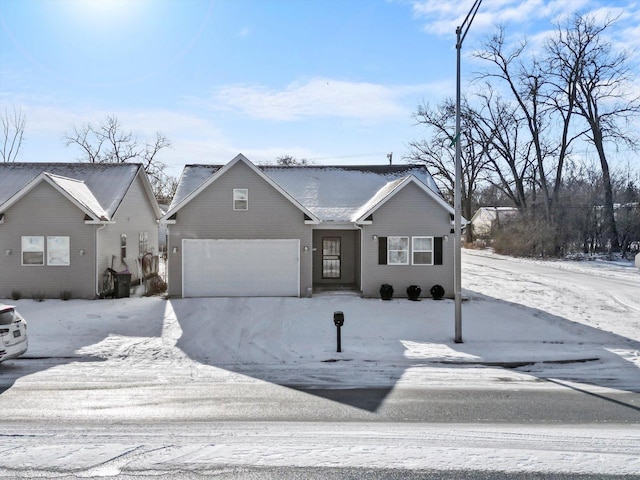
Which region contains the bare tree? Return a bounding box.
[1,106,26,162]
[473,85,533,213]
[474,28,585,228]
[275,155,309,166]
[64,115,175,202]
[547,14,640,250]
[408,97,492,242]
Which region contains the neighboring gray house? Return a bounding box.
[0,163,162,299]
[162,154,455,298]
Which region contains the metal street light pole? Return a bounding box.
[454,0,482,344]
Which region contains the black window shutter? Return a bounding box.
[434,237,443,265]
[378,237,387,265]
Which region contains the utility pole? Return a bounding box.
[454,0,482,344]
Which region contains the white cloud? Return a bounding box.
[207,77,425,122]
[411,0,593,36]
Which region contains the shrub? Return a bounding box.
[379,283,393,300]
[144,274,167,296]
[10,290,21,301]
[407,285,421,301]
[60,290,72,301]
[492,217,557,257]
[32,292,45,302]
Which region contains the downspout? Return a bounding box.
[95,223,107,297]
[354,223,364,295]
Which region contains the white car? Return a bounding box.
[0,304,28,362]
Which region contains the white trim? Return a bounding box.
[233,188,249,211]
[387,235,410,265]
[21,236,45,266]
[353,176,461,225]
[412,236,434,265]
[1,172,107,222]
[46,236,70,266]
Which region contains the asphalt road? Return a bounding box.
[1,358,639,477]
[1,358,639,424]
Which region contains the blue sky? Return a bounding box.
[1,0,639,178]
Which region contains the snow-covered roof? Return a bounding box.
[0,163,149,219]
[43,173,109,220]
[169,160,445,223]
[169,164,222,211]
[471,206,519,224]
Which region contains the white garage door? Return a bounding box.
[182,239,300,297]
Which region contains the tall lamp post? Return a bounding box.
[454,0,482,344]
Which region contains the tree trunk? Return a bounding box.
[592,127,619,251]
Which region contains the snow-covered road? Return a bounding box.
[2,422,639,477]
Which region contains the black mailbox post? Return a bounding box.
[333,311,344,352]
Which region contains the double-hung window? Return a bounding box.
[233,189,248,211]
[412,236,434,265]
[379,235,443,266]
[20,236,70,266]
[387,236,409,265]
[47,236,70,266]
[21,236,45,266]
[139,232,148,256]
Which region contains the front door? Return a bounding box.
[322,237,341,279]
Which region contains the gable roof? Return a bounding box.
[0,162,162,221]
[164,154,320,223]
[351,175,454,223]
[471,206,519,223]
[167,155,447,223]
[43,173,109,221]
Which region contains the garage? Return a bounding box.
[182,239,300,297]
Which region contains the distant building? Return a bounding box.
[470,207,519,239]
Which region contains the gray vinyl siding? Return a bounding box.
[360,182,454,298]
[0,182,98,299]
[167,161,312,297]
[98,173,160,285]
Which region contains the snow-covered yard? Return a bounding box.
[9,249,640,391]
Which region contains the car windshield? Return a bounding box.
[0,309,17,325]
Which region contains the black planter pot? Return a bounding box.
[430,284,445,300]
[407,285,421,301]
[380,283,394,301]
